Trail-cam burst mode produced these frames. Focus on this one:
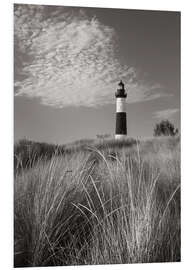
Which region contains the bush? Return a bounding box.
[154,120,178,137]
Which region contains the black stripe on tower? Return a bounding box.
[116,112,127,134]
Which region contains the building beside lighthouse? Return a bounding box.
[115,81,127,139]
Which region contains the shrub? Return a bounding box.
[154,120,178,137]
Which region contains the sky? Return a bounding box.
[14,4,180,144]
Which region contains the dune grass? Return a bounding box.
[14,137,180,267]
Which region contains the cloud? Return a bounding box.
[14,4,168,108]
[153,108,179,119]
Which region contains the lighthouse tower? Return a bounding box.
[115,81,127,139]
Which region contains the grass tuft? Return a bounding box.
[14,136,180,267]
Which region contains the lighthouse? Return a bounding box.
[115,81,127,139]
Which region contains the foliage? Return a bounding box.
[154,120,178,137]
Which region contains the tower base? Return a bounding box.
[115,134,127,140]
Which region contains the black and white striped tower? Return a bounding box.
[115,81,127,139]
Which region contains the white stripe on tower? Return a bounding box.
[116,97,126,112]
[115,81,127,139]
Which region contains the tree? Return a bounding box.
[153,120,178,137]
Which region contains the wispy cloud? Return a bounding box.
[14,4,168,108]
[153,108,179,119]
